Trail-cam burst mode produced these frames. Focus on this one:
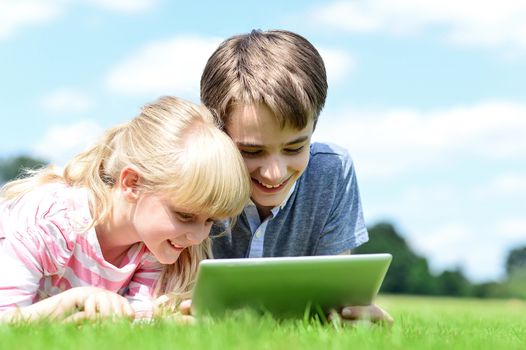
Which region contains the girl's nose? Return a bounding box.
[185,223,210,245]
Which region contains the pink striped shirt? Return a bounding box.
[0,182,163,317]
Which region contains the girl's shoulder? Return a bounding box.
[2,182,92,241]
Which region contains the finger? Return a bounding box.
[94,294,113,317]
[122,299,135,319]
[168,314,197,325]
[112,296,134,320]
[63,311,89,324]
[341,305,394,326]
[341,305,381,320]
[179,299,192,315]
[83,295,98,319]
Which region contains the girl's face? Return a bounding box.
[131,192,213,264]
[226,103,313,218]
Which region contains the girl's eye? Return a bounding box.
[284,146,304,154]
[175,212,194,222]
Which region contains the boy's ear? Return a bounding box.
[119,166,141,202]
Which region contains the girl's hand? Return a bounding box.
[178,299,192,315]
[1,287,134,323]
[62,287,135,322]
[329,304,394,326]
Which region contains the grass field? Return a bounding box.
[1,295,525,350]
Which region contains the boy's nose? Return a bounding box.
[260,156,287,182]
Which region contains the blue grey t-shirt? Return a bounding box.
[211,142,369,258]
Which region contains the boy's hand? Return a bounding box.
[329,304,393,326]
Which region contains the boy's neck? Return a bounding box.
[256,205,272,221]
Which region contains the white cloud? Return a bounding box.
[0,0,159,40]
[497,218,526,243]
[472,173,526,199]
[311,0,526,52]
[107,37,357,97]
[491,174,526,195]
[40,88,94,115]
[83,0,158,13]
[313,100,526,178]
[33,120,103,165]
[0,0,64,40]
[106,36,222,98]
[318,47,356,84]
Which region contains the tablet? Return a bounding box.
[191,253,392,318]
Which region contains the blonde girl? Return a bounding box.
[0,96,250,322]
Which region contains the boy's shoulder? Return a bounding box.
[307,142,353,174]
[294,142,355,196]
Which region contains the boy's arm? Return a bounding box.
[315,150,368,255]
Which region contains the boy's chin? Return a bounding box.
[251,194,286,210]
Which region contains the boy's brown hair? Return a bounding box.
[200,29,328,130]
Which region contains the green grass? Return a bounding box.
[1,295,525,350]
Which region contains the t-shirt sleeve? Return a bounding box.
[124,253,163,319]
[0,219,72,312]
[315,149,369,254]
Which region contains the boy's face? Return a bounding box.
[226,103,313,214]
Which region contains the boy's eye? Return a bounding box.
[240,149,262,156]
[284,146,304,154]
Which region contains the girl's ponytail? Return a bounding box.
[62,124,125,228]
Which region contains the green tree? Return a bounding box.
[0,155,48,184]
[506,246,526,276]
[353,222,438,295]
[436,268,472,297]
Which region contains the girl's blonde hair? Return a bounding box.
[1,96,251,310]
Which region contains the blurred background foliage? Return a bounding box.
[354,222,526,299]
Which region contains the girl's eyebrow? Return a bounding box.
[237,136,310,148]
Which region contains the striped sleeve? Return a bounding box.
[0,219,73,311]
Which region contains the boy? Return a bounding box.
[197,29,392,324]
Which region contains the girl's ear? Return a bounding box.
[119,166,141,202]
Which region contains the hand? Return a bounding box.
[329,304,393,327]
[173,299,196,324]
[2,287,134,323]
[153,296,195,324]
[62,287,135,322]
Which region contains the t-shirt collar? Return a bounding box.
[246,181,296,218]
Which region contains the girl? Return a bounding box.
[0,96,250,322]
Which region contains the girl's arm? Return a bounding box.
[0,286,134,323]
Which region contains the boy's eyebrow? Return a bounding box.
[237,136,310,148]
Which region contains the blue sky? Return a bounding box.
[1,0,525,282]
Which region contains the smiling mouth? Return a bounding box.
[168,240,186,251]
[253,176,291,191]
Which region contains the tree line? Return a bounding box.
[354,222,526,299]
[1,155,525,299]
